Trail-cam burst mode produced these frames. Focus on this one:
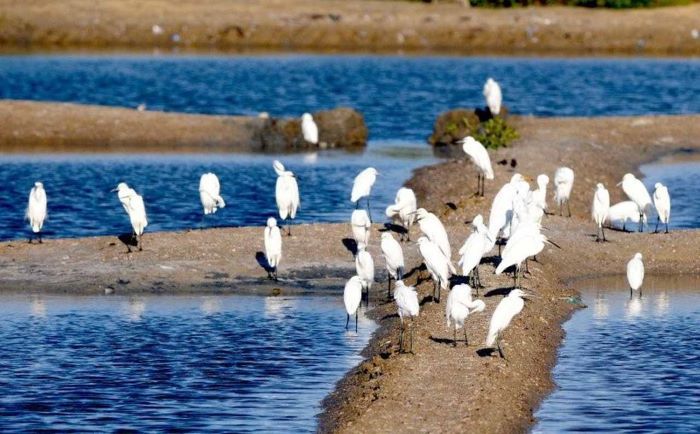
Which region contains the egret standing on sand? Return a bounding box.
[26,181,47,244]
[592,183,610,242]
[417,236,452,303]
[114,183,148,252]
[554,167,574,217]
[446,284,485,346]
[496,231,554,288]
[394,280,419,353]
[380,232,405,300]
[301,113,319,145]
[273,160,300,235]
[619,173,652,232]
[264,217,282,281]
[483,78,502,116]
[486,289,530,358]
[415,208,454,268]
[385,187,417,241]
[351,167,379,221]
[344,275,363,332]
[199,173,226,215]
[458,214,493,290]
[627,253,644,296]
[605,201,646,232]
[351,209,371,248]
[461,136,494,196]
[487,174,530,248]
[653,183,671,233]
[355,243,375,305]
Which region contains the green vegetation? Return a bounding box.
[472,117,519,149]
[468,0,696,8]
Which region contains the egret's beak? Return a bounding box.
[616,181,623,186]
[547,239,562,249]
[110,187,118,192]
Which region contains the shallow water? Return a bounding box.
[0,294,375,432]
[534,276,700,433]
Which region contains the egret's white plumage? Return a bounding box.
[115,183,148,251]
[483,78,502,115]
[301,112,319,144]
[620,173,652,231]
[458,215,493,288]
[445,284,486,346]
[496,231,547,288]
[417,236,451,303]
[487,174,530,247]
[531,174,549,212]
[415,208,453,270]
[605,201,646,231]
[343,275,363,332]
[273,160,300,232]
[394,280,420,353]
[626,252,644,295]
[351,209,371,247]
[486,288,529,358]
[351,167,378,203]
[264,217,282,280]
[199,172,226,215]
[26,181,47,242]
[385,187,417,239]
[461,136,494,196]
[592,183,610,242]
[653,183,671,233]
[381,232,405,299]
[355,243,375,294]
[554,167,574,217]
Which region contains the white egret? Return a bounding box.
[26,181,47,243]
[301,112,319,144]
[554,167,574,217]
[273,160,300,235]
[461,136,494,196]
[483,77,502,116]
[114,183,148,252]
[415,208,454,270]
[487,174,530,249]
[199,172,226,215]
[385,187,417,240]
[355,243,375,305]
[531,174,549,213]
[351,167,379,220]
[605,201,646,232]
[626,252,644,296]
[619,173,652,232]
[394,280,420,353]
[591,183,610,242]
[496,231,553,288]
[458,214,493,291]
[445,284,486,346]
[344,275,363,332]
[380,232,405,300]
[486,288,531,358]
[264,217,282,280]
[417,236,452,303]
[351,209,371,248]
[653,183,671,233]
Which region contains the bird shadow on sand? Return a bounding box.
[449,275,470,286]
[255,251,274,274]
[341,238,358,256]
[481,255,501,267]
[380,223,408,238]
[117,233,138,252]
[477,348,497,358]
[484,287,514,298]
[428,335,464,346]
[379,312,399,321]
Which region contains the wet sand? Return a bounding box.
[2,1,700,56]
[1,114,700,431]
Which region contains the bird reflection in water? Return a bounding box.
[200,297,222,316]
[654,291,670,316]
[125,297,146,321]
[593,292,609,320]
[625,294,643,318]
[264,296,297,320]
[29,296,46,318]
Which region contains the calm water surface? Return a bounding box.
[0,294,374,432]
[534,276,700,433]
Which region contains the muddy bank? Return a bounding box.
[2,1,700,56]
[320,114,700,433]
[0,100,367,153]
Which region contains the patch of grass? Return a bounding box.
[472,117,519,149]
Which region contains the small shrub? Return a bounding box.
[472,117,519,149]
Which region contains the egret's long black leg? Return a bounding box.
[409,319,414,354]
[464,327,469,346]
[665,222,669,234]
[567,201,572,218]
[497,336,505,359]
[399,320,404,353]
[38,232,43,244]
[345,313,350,330]
[355,311,358,333]
[387,276,392,301]
[453,326,457,347]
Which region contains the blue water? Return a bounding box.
[534,276,700,433]
[0,294,375,432]
[641,161,700,230]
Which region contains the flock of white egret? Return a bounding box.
[21,79,672,359]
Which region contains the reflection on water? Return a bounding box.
[0,294,375,432]
[534,275,700,433]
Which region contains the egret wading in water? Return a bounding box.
[417,236,452,303]
[199,172,226,217]
[26,181,47,244]
[627,252,644,297]
[461,136,494,196]
[619,173,653,232]
[264,217,282,281]
[385,187,417,241]
[114,183,148,252]
[273,160,300,236]
[394,280,419,353]
[653,183,671,233]
[301,113,319,145]
[445,284,486,346]
[605,201,646,232]
[355,243,375,306]
[344,275,363,332]
[592,183,610,242]
[351,167,379,222]
[554,167,574,217]
[351,209,371,249]
[380,232,405,300]
[486,288,531,359]
[483,77,502,116]
[458,214,493,291]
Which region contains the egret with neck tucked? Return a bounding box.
[26,181,47,244]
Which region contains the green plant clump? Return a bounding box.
[472,117,519,149]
